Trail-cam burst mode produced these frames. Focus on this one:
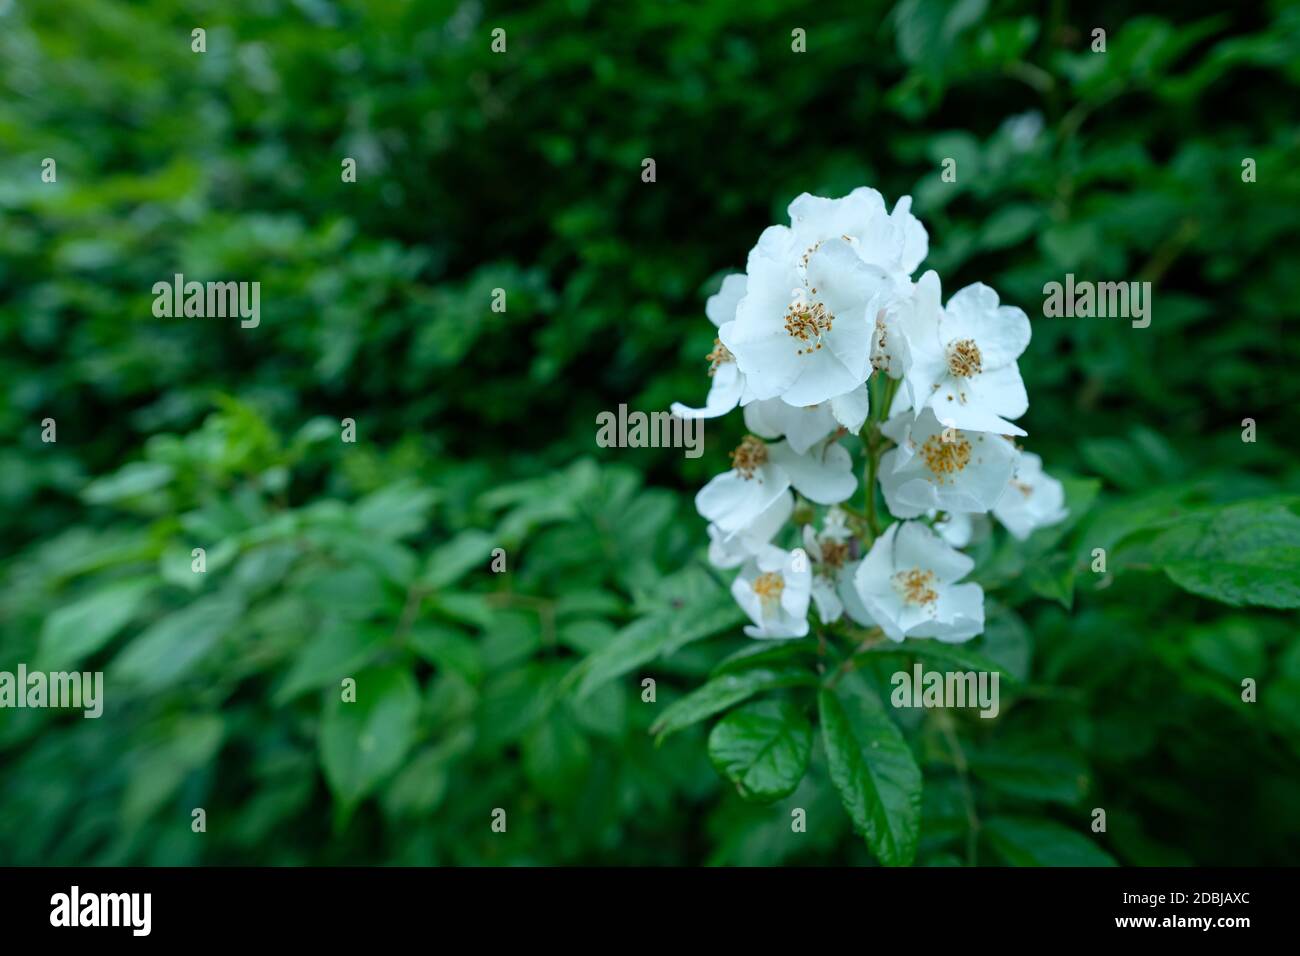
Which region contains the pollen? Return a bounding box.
[706,338,734,375]
[946,338,983,378]
[730,435,769,479]
[752,571,785,604]
[892,568,938,606]
[919,433,972,481]
[818,539,850,571]
[785,298,835,355]
[1012,480,1033,497]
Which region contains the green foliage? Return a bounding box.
[2,0,1298,865]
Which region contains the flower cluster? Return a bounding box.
[674,188,1067,643]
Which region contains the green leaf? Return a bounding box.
[276,621,386,704]
[522,711,592,801]
[1138,497,1300,608]
[82,461,174,505]
[114,593,245,689]
[650,664,817,740]
[972,601,1032,681]
[422,529,496,589]
[983,815,1116,866]
[979,204,1041,250]
[352,482,438,540]
[969,745,1090,805]
[408,623,483,683]
[708,699,812,803]
[818,673,922,866]
[37,578,153,671]
[574,594,744,699]
[319,665,421,811]
[857,639,1017,684]
[710,638,820,677]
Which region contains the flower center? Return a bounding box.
[729,435,769,479]
[752,571,785,606]
[870,315,891,371]
[706,338,734,376]
[920,433,972,481]
[785,293,834,356]
[818,538,850,572]
[946,338,983,378]
[892,568,938,606]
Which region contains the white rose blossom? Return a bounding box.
[673,187,1066,645]
[695,434,856,535]
[853,521,985,643]
[878,408,1019,519]
[732,545,813,639]
[993,451,1068,540]
[706,490,793,569]
[903,282,1032,436]
[671,273,753,420]
[802,509,875,627]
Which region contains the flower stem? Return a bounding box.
[860,375,901,537]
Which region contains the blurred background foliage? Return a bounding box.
[1,0,1298,865]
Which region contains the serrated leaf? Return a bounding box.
[650,664,817,740]
[1144,497,1300,608]
[708,699,812,803]
[818,673,922,866]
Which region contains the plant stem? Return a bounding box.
[860,375,901,537]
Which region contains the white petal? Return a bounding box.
[892,520,973,585]
[829,382,870,433]
[706,273,747,328]
[836,563,877,627]
[707,490,794,568]
[943,283,1030,368]
[769,439,857,505]
[743,398,837,455]
[811,578,844,624]
[671,362,745,419]
[695,464,790,535]
[890,196,929,276]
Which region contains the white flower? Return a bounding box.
[722,238,887,407]
[993,451,1068,540]
[732,545,812,639]
[785,188,928,283]
[742,385,870,451]
[671,273,754,419]
[695,435,856,535]
[852,521,985,643]
[877,408,1018,518]
[743,398,838,455]
[903,282,1031,436]
[932,510,990,549]
[802,509,875,627]
[871,269,942,393]
[707,490,793,569]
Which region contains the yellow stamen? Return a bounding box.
[946,338,983,378]
[729,435,769,479]
[892,568,938,606]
